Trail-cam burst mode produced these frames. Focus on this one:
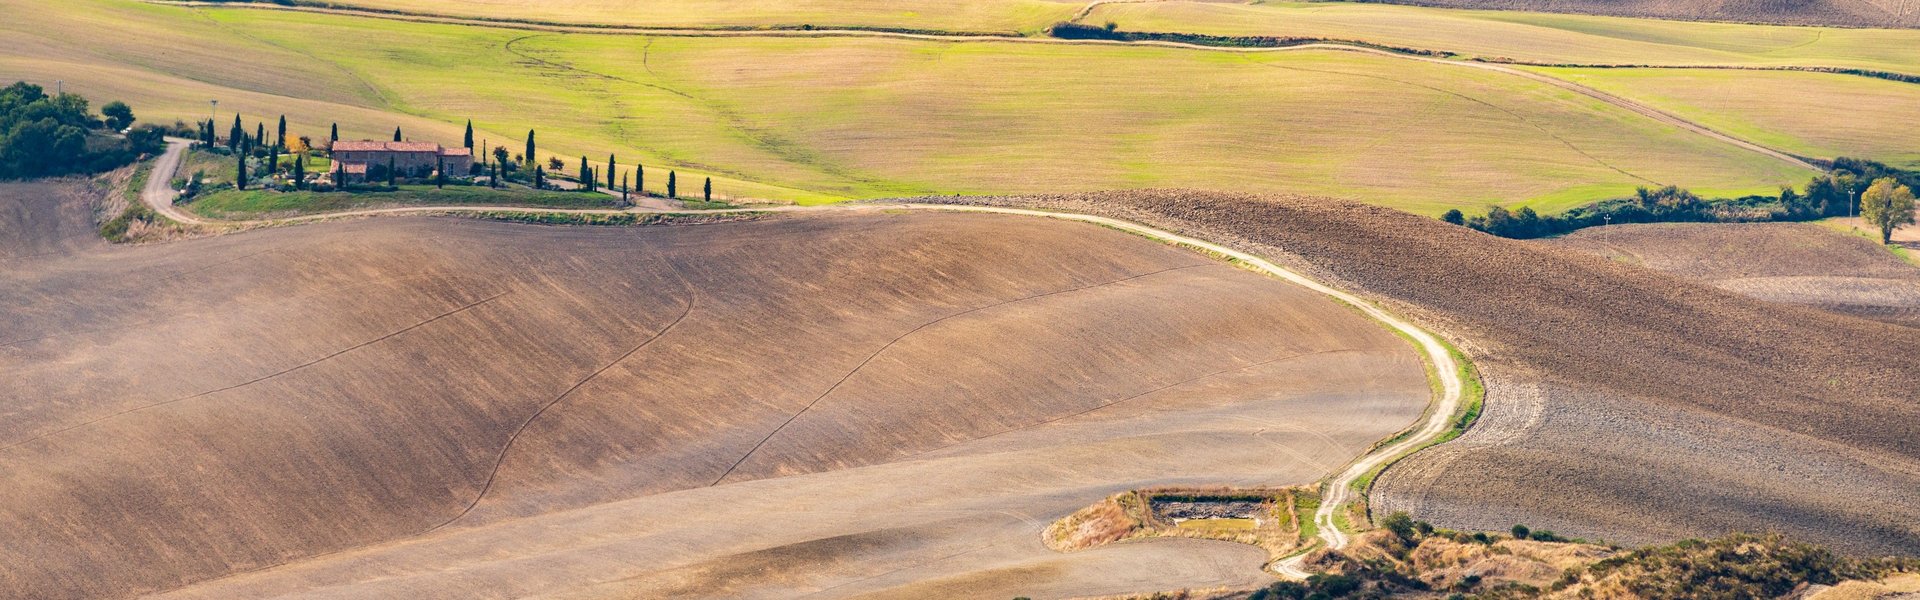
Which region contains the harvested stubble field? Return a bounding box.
[1340,0,1920,29]
[1089,2,1920,73]
[0,0,1819,214]
[1550,222,1920,328]
[0,181,1430,599]
[1531,68,1920,169]
[916,190,1920,558]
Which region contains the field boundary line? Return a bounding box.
[146,1,1852,171]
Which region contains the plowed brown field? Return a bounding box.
[918,191,1920,558]
[0,183,1428,599]
[1551,222,1920,328]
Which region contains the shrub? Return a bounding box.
[1511,524,1530,540]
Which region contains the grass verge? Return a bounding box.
[187,186,619,219]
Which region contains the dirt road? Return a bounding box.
[132,154,1468,578]
[144,138,208,226]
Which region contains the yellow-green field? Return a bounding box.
[0,0,1839,213]
[1532,68,1920,169]
[286,0,1081,33]
[1091,1,1920,74]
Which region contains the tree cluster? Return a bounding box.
[1446,158,1920,241]
[0,82,163,179]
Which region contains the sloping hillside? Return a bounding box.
[921,191,1920,558]
[1353,0,1920,29]
[2,195,1428,599]
[1551,222,1920,327]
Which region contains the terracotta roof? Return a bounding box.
[439,147,472,157]
[331,140,443,153]
[387,141,442,153]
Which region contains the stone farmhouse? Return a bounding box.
[329,140,472,183]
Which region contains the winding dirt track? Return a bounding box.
[139,142,1463,579]
[150,1,1821,172]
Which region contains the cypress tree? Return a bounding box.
[235,151,248,190]
[202,119,215,146]
[256,123,265,148]
[607,154,617,190]
[636,163,644,196]
[436,155,445,189]
[464,120,474,149]
[535,165,545,189]
[667,170,677,198]
[524,130,536,170]
[387,156,397,187]
[621,172,629,205]
[704,177,711,202]
[228,115,243,151]
[276,115,286,151]
[268,141,279,182]
[330,123,339,144]
[490,162,499,188]
[393,127,403,142]
[292,154,305,190]
[578,156,590,191]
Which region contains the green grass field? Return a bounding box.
[0,0,1841,214]
[187,185,619,218]
[1528,67,1920,170]
[291,0,1081,33]
[1090,2,1920,74]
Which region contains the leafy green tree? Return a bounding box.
[667,170,677,198]
[1861,177,1916,244]
[1380,512,1416,542]
[1441,209,1464,225]
[102,101,134,131]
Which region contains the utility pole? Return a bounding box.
[56,80,62,96]
[1602,214,1611,247]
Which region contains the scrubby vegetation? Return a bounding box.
[1226,513,1918,600]
[1046,487,1314,559]
[1452,158,1920,240]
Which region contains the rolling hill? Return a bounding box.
[929,190,1920,558]
[1550,221,1920,327]
[0,181,1429,599]
[0,0,1821,213]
